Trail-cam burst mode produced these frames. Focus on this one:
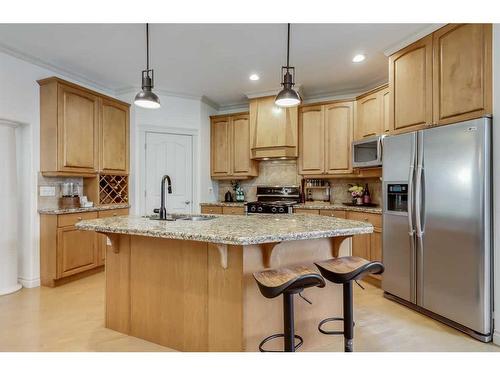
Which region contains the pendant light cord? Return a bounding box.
[286,23,290,69]
[146,23,150,71]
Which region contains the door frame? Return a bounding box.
[137,125,199,216]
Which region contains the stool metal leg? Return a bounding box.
[343,281,354,352]
[283,292,295,352]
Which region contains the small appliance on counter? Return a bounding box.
[224,190,233,202]
[58,182,81,209]
[246,186,300,214]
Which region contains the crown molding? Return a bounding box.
[0,42,114,95]
[216,102,249,114]
[383,23,446,56]
[0,118,28,129]
[200,96,219,111]
[244,85,303,100]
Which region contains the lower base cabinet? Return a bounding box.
[347,212,383,284]
[200,205,245,215]
[40,208,128,287]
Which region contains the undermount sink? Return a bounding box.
[180,215,216,221]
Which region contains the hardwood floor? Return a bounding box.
[0,271,497,352]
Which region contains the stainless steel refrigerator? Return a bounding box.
[382,116,492,342]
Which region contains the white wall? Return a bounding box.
[492,24,500,345]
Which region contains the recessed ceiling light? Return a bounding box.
[352,54,366,63]
[249,74,260,81]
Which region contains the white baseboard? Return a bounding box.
[18,277,40,288]
[493,330,500,346]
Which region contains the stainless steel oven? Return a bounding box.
[352,135,384,168]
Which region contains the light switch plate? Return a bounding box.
[39,186,56,197]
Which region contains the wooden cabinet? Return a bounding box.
[97,208,129,265]
[57,226,98,278]
[354,85,390,140]
[389,35,433,133]
[347,212,383,285]
[222,206,245,215]
[40,211,101,287]
[249,96,298,159]
[100,98,129,173]
[299,101,353,176]
[298,106,324,174]
[381,87,391,134]
[39,77,130,176]
[201,205,223,214]
[389,24,491,133]
[210,117,231,177]
[325,102,354,174]
[355,92,381,139]
[432,24,492,125]
[210,113,258,179]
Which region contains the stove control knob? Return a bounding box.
[257,206,263,212]
[271,207,277,213]
[278,207,285,213]
[250,206,257,212]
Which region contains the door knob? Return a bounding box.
[185,200,191,205]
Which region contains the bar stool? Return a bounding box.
[253,264,326,352]
[315,256,384,352]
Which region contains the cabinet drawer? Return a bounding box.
[201,205,223,214]
[98,208,129,218]
[320,210,347,219]
[222,206,245,215]
[347,211,382,228]
[58,211,98,227]
[294,208,320,215]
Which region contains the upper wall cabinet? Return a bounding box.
[249,96,298,159]
[354,84,390,141]
[100,98,129,174]
[389,35,433,133]
[210,113,258,180]
[389,24,492,133]
[299,101,354,176]
[39,77,130,176]
[432,24,492,126]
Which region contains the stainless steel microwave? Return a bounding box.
[352,135,385,168]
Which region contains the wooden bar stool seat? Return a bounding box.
[253,264,325,352]
[315,256,384,352]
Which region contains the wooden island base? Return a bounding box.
[104,234,351,352]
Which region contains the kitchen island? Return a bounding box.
[76,214,373,351]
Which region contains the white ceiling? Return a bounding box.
[0,23,434,108]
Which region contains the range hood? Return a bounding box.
[249,96,298,159]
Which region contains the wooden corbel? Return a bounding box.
[214,244,228,269]
[329,235,351,258]
[99,232,121,254]
[259,242,281,268]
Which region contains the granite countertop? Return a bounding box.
[76,214,373,246]
[200,202,246,207]
[38,203,131,215]
[294,203,382,214]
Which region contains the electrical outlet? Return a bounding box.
[39,186,56,197]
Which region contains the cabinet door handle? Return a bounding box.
[364,132,376,137]
[77,217,82,221]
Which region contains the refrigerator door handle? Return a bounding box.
[415,164,424,238]
[407,139,416,236]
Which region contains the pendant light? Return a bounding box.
[275,23,301,107]
[134,23,161,109]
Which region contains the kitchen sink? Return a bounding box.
[146,214,216,221]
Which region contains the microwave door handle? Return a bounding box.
[378,136,383,164]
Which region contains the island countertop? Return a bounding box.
[76,214,373,245]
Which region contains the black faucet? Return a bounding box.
[154,175,172,219]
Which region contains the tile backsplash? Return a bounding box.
[217,160,382,205]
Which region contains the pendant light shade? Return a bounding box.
[134,23,161,109]
[275,23,301,107]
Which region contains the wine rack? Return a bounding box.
[99,175,128,205]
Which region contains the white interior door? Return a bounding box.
[145,132,193,215]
